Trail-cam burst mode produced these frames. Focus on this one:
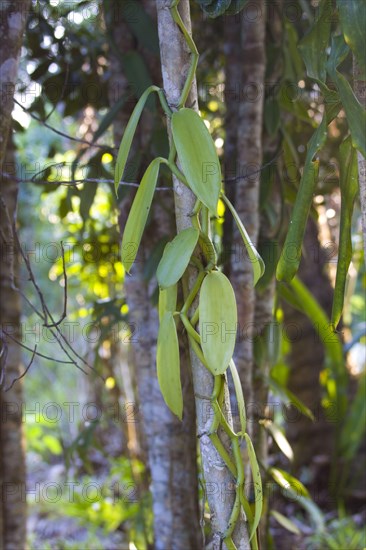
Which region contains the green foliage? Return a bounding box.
[157,312,183,419]
[157,227,199,288]
[172,108,221,214]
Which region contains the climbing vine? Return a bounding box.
[114,1,265,546]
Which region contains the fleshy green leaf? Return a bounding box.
[114,85,160,193]
[199,271,237,375]
[262,421,294,462]
[298,0,332,83]
[339,373,366,461]
[157,312,183,420]
[121,158,161,273]
[331,137,358,329]
[327,35,366,158]
[269,467,309,498]
[337,0,366,77]
[270,511,301,535]
[158,285,178,322]
[172,108,221,214]
[221,193,265,285]
[157,227,199,289]
[244,433,262,541]
[229,360,246,435]
[268,377,315,421]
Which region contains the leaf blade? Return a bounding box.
[157,312,183,420]
[199,271,237,375]
[121,158,161,273]
[221,193,265,285]
[172,108,221,214]
[244,433,263,541]
[157,227,199,289]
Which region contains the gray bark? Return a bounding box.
[0,0,30,171]
[156,2,250,548]
[353,58,366,268]
[0,142,27,549]
[107,4,201,548]
[230,0,266,436]
[0,3,29,547]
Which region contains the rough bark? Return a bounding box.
[0,0,30,171]
[0,3,29,547]
[156,2,250,548]
[353,58,366,268]
[0,140,27,550]
[230,0,266,435]
[223,15,241,278]
[107,3,201,548]
[252,4,283,545]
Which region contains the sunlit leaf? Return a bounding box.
[158,285,178,322]
[229,360,246,435]
[327,35,366,158]
[262,421,294,461]
[121,158,161,273]
[199,271,237,375]
[157,227,199,289]
[172,108,221,214]
[156,312,183,419]
[244,433,262,541]
[269,467,309,498]
[221,193,265,285]
[114,85,160,193]
[268,377,315,421]
[270,510,301,535]
[337,0,366,77]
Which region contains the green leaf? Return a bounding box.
[337,0,366,77]
[199,0,231,17]
[199,271,237,375]
[172,108,221,215]
[225,0,248,15]
[298,0,332,83]
[158,285,178,322]
[122,52,154,106]
[221,193,265,285]
[262,421,294,462]
[121,158,161,273]
[331,137,358,329]
[114,85,160,193]
[276,159,320,282]
[120,0,160,54]
[244,433,262,541]
[229,360,246,435]
[156,312,183,420]
[269,467,309,498]
[157,227,199,289]
[270,510,301,535]
[268,378,315,421]
[327,35,366,158]
[339,373,366,461]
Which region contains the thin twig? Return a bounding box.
[4,345,37,391]
[13,98,117,152]
[44,241,67,328]
[1,330,75,365]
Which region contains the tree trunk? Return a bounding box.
[156,2,250,547]
[0,140,27,550]
[230,0,266,435]
[0,3,30,547]
[107,3,201,548]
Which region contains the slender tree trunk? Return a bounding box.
[0,3,29,547]
[0,141,27,550]
[230,0,266,435]
[107,3,201,548]
[353,58,366,267]
[252,3,283,545]
[156,2,250,547]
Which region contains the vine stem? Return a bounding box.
[170,0,199,108]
